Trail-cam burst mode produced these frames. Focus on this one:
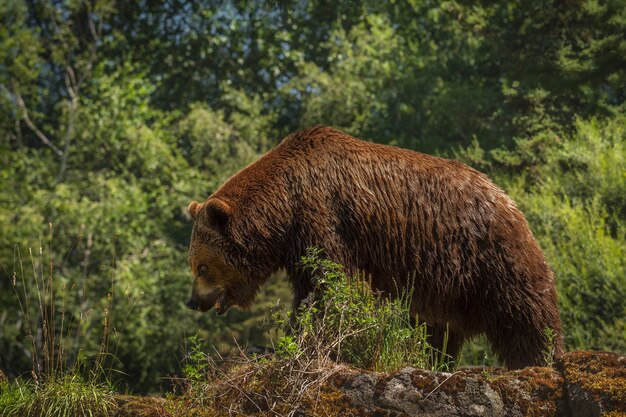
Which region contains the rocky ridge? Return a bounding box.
[112,351,625,417]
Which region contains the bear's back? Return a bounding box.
[275,126,503,207]
[278,127,484,177]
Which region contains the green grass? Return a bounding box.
[0,374,117,417]
[1,226,125,416]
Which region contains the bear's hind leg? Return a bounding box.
[486,314,562,369]
[487,324,543,369]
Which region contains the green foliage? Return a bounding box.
[275,335,301,360]
[0,222,124,417]
[515,118,626,354]
[274,248,451,372]
[0,379,37,417]
[287,15,399,138]
[0,375,116,417]
[182,333,208,384]
[1,0,625,395]
[175,99,267,190]
[0,0,41,136]
[459,116,626,357]
[385,0,626,151]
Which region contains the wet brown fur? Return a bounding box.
[188,126,564,369]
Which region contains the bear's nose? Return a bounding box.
[186,299,198,310]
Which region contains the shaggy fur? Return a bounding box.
[187,126,564,369]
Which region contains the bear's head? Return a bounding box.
[186,198,264,315]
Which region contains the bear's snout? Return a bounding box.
[186,298,198,310]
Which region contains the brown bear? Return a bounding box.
[186,126,564,369]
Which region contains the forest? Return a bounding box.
[0,0,625,395]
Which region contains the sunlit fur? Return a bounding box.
[187,126,564,369]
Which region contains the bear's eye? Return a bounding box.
[197,264,208,277]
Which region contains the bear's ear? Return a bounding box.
[205,198,232,232]
[187,201,204,220]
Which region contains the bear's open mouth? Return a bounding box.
[214,291,231,316]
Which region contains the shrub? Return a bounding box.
[274,248,452,372]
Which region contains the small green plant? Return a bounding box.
[275,248,452,372]
[481,353,491,379]
[275,335,302,360]
[543,327,556,367]
[182,333,208,383]
[178,332,219,409]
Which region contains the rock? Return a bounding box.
[335,371,378,406]
[487,366,566,416]
[106,351,625,416]
[327,351,625,417]
[244,345,275,357]
[373,367,506,416]
[559,351,626,417]
[332,366,547,416]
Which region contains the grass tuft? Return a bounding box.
[0,374,116,417]
[1,225,128,416]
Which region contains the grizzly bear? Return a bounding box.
[186,126,564,369]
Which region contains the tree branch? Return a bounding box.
[56,66,79,184]
[12,84,64,157]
